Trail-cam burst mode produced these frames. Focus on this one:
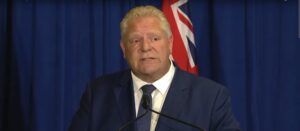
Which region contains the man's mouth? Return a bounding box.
[141,57,155,61]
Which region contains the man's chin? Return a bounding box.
[137,67,160,76]
[140,68,158,76]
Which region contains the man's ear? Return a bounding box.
[120,41,126,58]
[168,35,173,54]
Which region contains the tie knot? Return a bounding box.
[141,84,156,95]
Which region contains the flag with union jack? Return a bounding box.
[162,0,199,75]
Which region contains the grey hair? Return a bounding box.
[120,5,172,41]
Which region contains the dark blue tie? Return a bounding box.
[137,84,156,131]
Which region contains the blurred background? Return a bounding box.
[1,0,300,131]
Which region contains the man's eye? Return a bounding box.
[133,39,140,43]
[129,39,141,44]
[151,37,160,42]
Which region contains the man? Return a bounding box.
[69,5,240,131]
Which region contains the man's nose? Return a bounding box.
[141,39,152,52]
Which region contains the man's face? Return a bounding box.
[121,16,173,82]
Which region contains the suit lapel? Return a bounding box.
[156,69,192,130]
[112,68,193,130]
[113,70,136,128]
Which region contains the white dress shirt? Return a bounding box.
[131,62,175,131]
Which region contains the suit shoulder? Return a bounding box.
[177,69,228,93]
[88,69,131,89]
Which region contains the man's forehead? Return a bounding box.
[127,31,163,37]
[127,16,160,26]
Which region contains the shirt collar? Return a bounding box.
[131,61,176,95]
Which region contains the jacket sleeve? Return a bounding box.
[68,85,92,131]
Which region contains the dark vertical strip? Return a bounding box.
[244,0,254,130]
[4,0,25,131]
[89,0,95,78]
[30,0,36,131]
[102,0,107,74]
[297,0,300,38]
[0,0,8,130]
[56,1,66,130]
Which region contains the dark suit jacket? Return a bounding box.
[69,68,240,131]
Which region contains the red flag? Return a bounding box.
[162,0,199,75]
